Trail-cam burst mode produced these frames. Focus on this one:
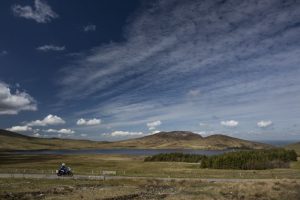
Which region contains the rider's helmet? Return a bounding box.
[62,163,65,166]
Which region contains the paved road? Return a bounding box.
[0,173,288,182]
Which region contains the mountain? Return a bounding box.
[0,129,108,151]
[109,131,272,150]
[0,129,271,151]
[285,142,300,155]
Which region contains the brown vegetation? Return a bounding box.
[0,129,271,151]
[1,178,300,200]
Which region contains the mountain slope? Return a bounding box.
[109,131,272,150]
[285,142,300,155]
[0,129,109,150]
[0,129,271,150]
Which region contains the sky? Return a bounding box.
[0,0,300,141]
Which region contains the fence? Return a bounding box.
[0,168,119,176]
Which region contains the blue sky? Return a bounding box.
[0,0,300,141]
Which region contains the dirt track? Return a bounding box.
[0,173,289,182]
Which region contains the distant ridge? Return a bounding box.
[0,129,272,151]
[0,129,108,151]
[0,129,31,138]
[142,131,203,140]
[113,131,272,150]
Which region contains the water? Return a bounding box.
[11,149,231,156]
[258,140,295,147]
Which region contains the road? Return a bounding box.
[0,173,285,182]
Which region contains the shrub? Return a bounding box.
[144,152,207,163]
[200,148,297,170]
[144,149,297,170]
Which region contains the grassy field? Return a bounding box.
[1,153,300,199]
[1,178,300,200]
[1,153,300,179]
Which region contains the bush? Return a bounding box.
[144,149,297,170]
[200,148,297,170]
[144,152,207,163]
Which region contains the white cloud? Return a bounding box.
[257,120,273,128]
[221,120,239,127]
[57,0,300,141]
[76,118,101,126]
[199,123,210,128]
[0,82,37,115]
[187,89,201,97]
[27,114,65,126]
[12,0,58,23]
[195,131,221,136]
[44,128,74,134]
[57,129,74,134]
[0,50,8,56]
[7,125,32,132]
[33,133,40,137]
[80,133,87,137]
[149,130,160,135]
[83,24,96,32]
[146,120,162,130]
[43,129,57,133]
[196,131,209,136]
[111,131,143,137]
[36,45,65,52]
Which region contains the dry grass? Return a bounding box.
[1,153,300,199]
[0,134,109,151]
[1,178,300,200]
[1,154,300,179]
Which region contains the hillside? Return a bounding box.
[285,142,300,155]
[0,129,109,151]
[0,129,271,151]
[108,131,272,150]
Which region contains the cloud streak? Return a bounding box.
[0,50,8,56]
[56,0,300,138]
[0,82,37,115]
[147,120,162,130]
[44,128,75,134]
[76,118,101,126]
[37,45,65,52]
[110,131,143,137]
[221,120,239,127]
[83,24,96,32]
[27,114,65,126]
[7,125,32,132]
[12,0,58,23]
[257,120,273,128]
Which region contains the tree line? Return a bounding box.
[144,149,298,170]
[144,152,207,163]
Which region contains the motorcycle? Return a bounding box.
[56,167,73,176]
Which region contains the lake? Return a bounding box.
[11,149,232,156]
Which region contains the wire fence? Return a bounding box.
[0,168,121,176]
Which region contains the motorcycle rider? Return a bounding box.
[57,163,73,176]
[60,163,67,172]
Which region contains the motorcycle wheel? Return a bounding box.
[67,171,73,176]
